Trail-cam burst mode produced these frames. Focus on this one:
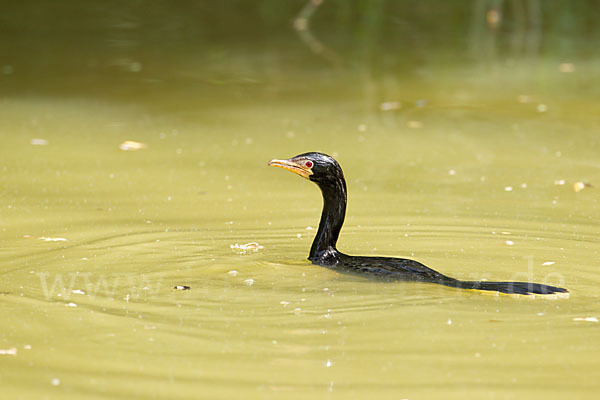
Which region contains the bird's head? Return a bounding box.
[268,152,344,187]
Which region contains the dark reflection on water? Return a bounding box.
[2,0,599,103]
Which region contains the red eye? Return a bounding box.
[305,161,313,168]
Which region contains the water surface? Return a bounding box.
[1,2,600,399]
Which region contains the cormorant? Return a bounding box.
[268,152,568,296]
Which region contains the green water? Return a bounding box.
[2,2,600,399]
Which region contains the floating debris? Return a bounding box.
[228,270,238,277]
[517,95,533,104]
[505,240,514,246]
[119,140,147,151]
[573,182,591,192]
[244,279,254,286]
[30,138,48,146]
[65,303,77,307]
[110,58,142,73]
[379,101,401,111]
[448,169,456,176]
[39,237,68,242]
[542,261,556,266]
[0,348,17,355]
[559,63,575,73]
[536,104,548,113]
[51,378,61,386]
[554,179,566,185]
[504,186,513,192]
[72,289,85,295]
[573,317,598,323]
[230,242,264,251]
[174,285,190,291]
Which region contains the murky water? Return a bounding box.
[2,2,600,399]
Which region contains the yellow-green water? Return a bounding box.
[2,3,600,399]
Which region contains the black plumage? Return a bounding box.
[269,152,568,296]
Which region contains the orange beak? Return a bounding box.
[268,158,313,179]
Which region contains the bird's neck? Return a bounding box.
[309,178,347,262]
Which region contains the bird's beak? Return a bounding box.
[268,158,313,179]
